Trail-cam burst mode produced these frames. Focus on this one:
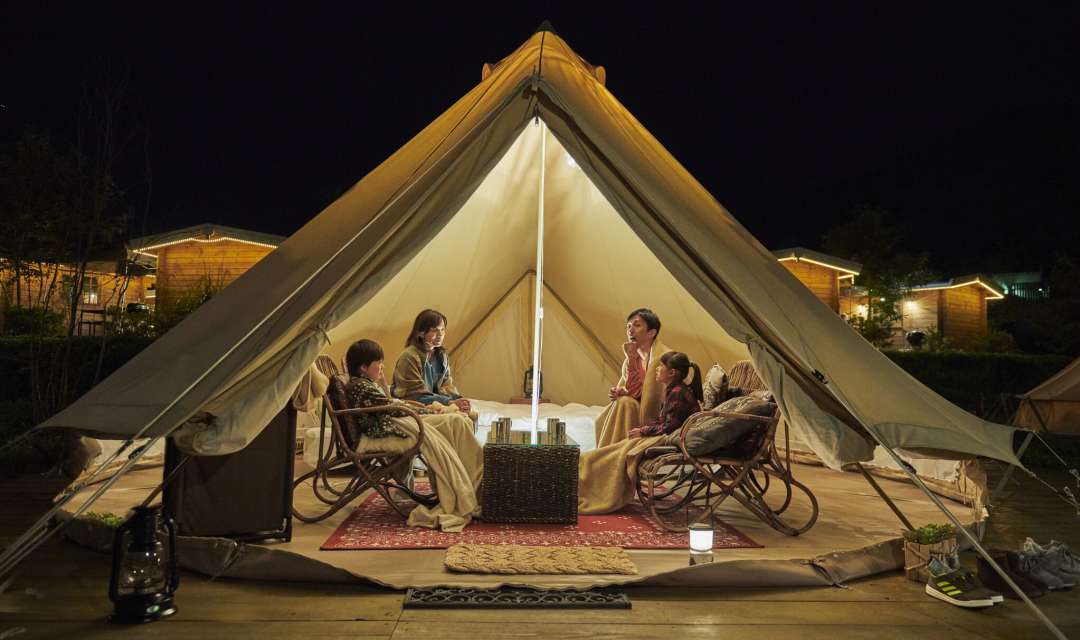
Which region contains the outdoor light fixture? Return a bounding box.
[904,300,918,312]
[109,505,179,624]
[688,522,714,565]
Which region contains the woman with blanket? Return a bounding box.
[392,309,471,415]
[579,351,703,514]
[345,339,483,532]
[594,308,671,448]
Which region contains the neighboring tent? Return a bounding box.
[34,29,1023,472]
[1014,356,1080,436]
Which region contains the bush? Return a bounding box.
[0,335,155,472]
[2,306,66,336]
[883,351,1072,416]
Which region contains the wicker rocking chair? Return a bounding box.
[292,357,437,523]
[635,361,819,536]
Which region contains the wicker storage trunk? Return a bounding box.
[481,444,579,524]
[903,537,959,582]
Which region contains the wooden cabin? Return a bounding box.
[0,261,154,335]
[772,248,862,313]
[841,275,1004,349]
[127,224,285,310]
[898,276,1004,348]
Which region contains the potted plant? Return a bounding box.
[902,523,958,582]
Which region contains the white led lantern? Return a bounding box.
[688,522,714,565]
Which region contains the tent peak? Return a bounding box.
[535,20,557,34]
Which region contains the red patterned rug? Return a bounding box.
[320,484,761,551]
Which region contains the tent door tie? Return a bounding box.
[812,369,828,384]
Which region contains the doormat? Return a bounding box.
[321,482,761,550]
[445,543,638,575]
[403,586,631,609]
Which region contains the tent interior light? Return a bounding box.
[565,152,578,168]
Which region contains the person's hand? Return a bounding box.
[628,427,642,438]
[452,398,471,413]
[608,386,627,400]
[622,341,637,359]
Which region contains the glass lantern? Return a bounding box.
[109,505,179,624]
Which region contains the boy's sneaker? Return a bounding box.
[925,558,1000,608]
[977,551,1044,599]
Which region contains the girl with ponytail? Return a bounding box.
[627,351,702,439]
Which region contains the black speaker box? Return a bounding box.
[163,405,295,542]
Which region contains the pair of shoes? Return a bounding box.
[925,557,1002,608]
[977,550,1045,599]
[1020,538,1080,590]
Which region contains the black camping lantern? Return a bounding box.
[109,505,179,624]
[523,366,543,397]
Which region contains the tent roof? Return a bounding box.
[37,30,1023,469]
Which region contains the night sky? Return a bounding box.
[4,3,1078,275]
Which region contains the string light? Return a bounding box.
[130,235,279,257]
[776,255,860,276]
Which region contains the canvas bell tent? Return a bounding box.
[1013,356,1080,436]
[8,26,1064,635]
[9,24,1068,629]
[31,31,1023,469]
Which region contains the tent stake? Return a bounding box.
[854,463,914,531]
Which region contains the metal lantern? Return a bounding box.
[109,505,179,624]
[522,366,543,397]
[688,522,715,565]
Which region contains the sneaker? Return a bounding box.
[925,558,999,608]
[1024,538,1078,588]
[1047,541,1080,577]
[977,551,1044,600]
[1017,550,1068,591]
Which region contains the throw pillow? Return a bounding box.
[701,364,729,411]
[673,394,777,457]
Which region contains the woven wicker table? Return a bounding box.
[481,432,579,524]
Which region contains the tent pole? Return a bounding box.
[528,118,546,443]
[854,463,915,531]
[0,433,164,580]
[863,430,1065,639]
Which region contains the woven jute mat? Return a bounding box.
[444,543,638,575]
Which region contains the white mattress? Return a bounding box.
[469,399,605,452]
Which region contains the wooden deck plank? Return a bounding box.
[389,620,1057,640]
[5,620,395,640]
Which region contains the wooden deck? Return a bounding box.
[2,464,1078,639]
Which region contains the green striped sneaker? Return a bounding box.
[926,564,999,608]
